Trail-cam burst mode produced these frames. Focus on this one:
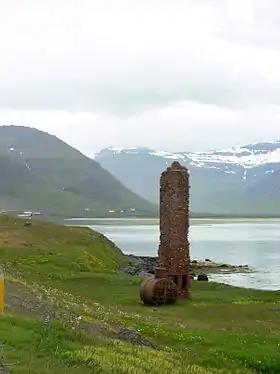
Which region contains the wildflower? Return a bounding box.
[42,315,50,327]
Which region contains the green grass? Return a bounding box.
[0,216,280,373]
[0,215,125,278]
[0,314,97,374]
[0,313,227,374]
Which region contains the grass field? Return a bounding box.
[0,215,280,373]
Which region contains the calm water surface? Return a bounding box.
[68,219,280,290]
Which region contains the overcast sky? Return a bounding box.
[1,0,280,155]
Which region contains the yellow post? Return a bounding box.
[0,274,4,314]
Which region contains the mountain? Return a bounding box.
[0,125,156,217]
[94,142,280,216]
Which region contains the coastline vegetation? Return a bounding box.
[0,215,279,373]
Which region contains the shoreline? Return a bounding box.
[65,217,280,221]
[119,254,252,278]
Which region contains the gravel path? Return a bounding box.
[4,278,159,351]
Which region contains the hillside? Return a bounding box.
[0,125,156,217]
[95,142,280,216]
[0,215,280,373]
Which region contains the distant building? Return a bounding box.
[33,212,42,216]
[23,211,33,216]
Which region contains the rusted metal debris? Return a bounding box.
[140,276,178,306]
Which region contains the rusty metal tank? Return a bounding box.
[140,276,178,306]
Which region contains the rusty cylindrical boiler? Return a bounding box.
[140,276,178,306]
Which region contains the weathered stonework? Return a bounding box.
[155,161,190,299]
[139,161,190,305]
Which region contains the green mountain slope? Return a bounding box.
[219,167,280,216]
[0,125,156,217]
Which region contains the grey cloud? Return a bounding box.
[218,0,280,49]
[0,51,277,116]
[1,0,280,157]
[0,1,280,115]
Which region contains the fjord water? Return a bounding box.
[68,219,280,290]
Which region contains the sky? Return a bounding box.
[1,0,280,155]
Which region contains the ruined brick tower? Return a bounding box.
[156,161,190,299]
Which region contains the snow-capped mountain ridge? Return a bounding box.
[95,140,280,215]
[98,141,280,169]
[187,145,280,169]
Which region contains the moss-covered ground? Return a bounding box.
[0,215,279,373]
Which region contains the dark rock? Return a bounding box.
[119,254,248,279]
[118,266,138,276]
[197,274,209,282]
[0,359,12,374]
[138,271,153,278]
[0,369,12,374]
[119,255,157,276]
[115,327,160,350]
[205,258,212,262]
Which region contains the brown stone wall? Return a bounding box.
[156,161,190,298]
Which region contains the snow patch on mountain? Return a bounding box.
[151,151,185,160]
[265,170,275,174]
[96,141,280,170]
[103,147,154,155]
[8,146,31,170]
[154,141,280,169]
[153,142,280,169]
[187,147,280,168]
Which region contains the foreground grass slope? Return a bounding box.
[0,215,280,373]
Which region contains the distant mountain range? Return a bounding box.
[94,142,280,216]
[0,126,156,217]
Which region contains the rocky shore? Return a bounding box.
[119,254,251,278]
